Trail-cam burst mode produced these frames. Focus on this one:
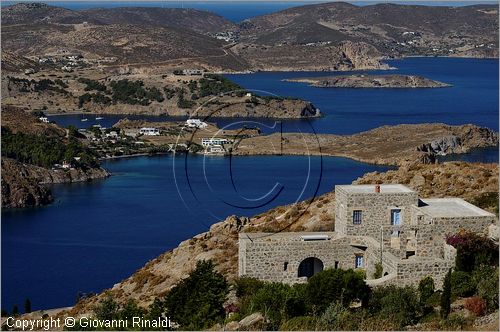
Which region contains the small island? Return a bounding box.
[285,74,451,88]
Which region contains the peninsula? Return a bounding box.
[285,74,451,88]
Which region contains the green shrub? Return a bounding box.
[476,267,499,311]
[439,313,473,330]
[248,282,303,329]
[279,316,317,331]
[234,277,265,298]
[451,270,475,298]
[418,276,435,306]
[369,285,421,328]
[317,302,351,330]
[163,260,229,330]
[373,262,383,279]
[305,268,370,313]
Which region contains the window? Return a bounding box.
[353,210,362,225]
[391,209,402,225]
[334,261,339,269]
[355,255,364,268]
[283,262,288,271]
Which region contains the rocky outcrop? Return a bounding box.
[338,41,386,71]
[417,125,499,155]
[1,158,54,208]
[1,158,109,209]
[230,123,498,167]
[286,74,450,89]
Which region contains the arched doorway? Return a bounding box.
[298,257,324,278]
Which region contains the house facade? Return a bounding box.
[238,184,497,288]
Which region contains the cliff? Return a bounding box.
[286,74,451,88]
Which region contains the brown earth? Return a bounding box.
[1,72,319,118]
[230,123,499,166]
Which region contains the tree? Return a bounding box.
[418,276,435,307]
[373,263,383,279]
[163,260,229,330]
[12,305,19,317]
[441,269,452,318]
[24,298,32,314]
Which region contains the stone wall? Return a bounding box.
[239,232,369,283]
[334,186,418,240]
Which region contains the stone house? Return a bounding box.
[238,184,497,288]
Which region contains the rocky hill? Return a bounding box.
[79,7,236,34]
[1,107,109,209]
[1,23,228,66]
[238,2,499,58]
[1,3,234,34]
[286,74,451,88]
[3,2,496,72]
[69,161,498,314]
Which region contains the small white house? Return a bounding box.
[106,131,118,138]
[201,138,230,147]
[140,127,160,136]
[186,119,208,129]
[207,145,224,154]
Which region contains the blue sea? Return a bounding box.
[1,58,499,310]
[51,57,499,135]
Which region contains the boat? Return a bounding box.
[81,118,88,122]
[95,116,104,120]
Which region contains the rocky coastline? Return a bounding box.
[285,74,451,88]
[1,158,109,209]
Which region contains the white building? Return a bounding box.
[201,138,230,147]
[186,119,208,128]
[106,131,118,138]
[207,145,225,154]
[39,116,49,123]
[140,127,160,136]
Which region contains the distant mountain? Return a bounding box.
[1,3,241,68]
[79,7,236,34]
[238,1,499,58]
[2,23,227,64]
[1,2,498,72]
[1,2,235,34]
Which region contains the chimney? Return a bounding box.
[375,185,381,193]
